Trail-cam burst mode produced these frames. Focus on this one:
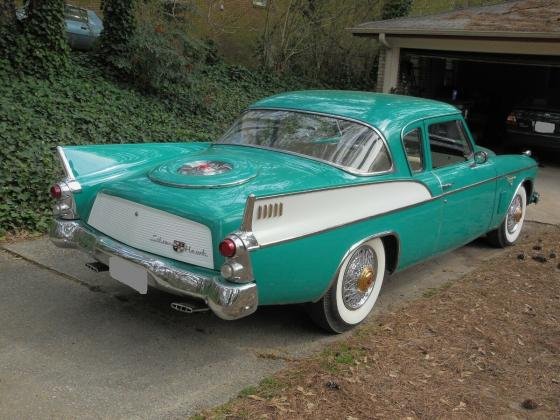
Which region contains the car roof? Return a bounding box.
[249,90,460,139]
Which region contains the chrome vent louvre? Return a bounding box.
[257,202,283,220]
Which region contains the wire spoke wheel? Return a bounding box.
[341,245,377,310]
[308,237,386,333]
[506,194,523,234]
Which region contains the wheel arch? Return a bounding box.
[380,234,399,274]
[313,231,400,302]
[522,178,533,201]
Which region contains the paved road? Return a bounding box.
[1,228,532,419]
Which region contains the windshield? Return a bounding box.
[217,110,392,174]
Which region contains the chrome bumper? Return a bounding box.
[50,219,258,320]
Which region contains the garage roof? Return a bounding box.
[350,0,560,39]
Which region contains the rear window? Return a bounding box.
[65,6,88,23]
[218,110,392,174]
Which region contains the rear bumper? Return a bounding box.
[506,129,560,151]
[50,219,258,320]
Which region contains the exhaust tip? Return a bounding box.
[170,302,209,314]
[85,261,109,273]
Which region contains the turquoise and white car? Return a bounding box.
[50,91,539,333]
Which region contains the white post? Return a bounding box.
[382,46,400,93]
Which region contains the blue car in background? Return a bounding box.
[17,4,103,50]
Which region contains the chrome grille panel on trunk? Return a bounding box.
[88,193,214,269]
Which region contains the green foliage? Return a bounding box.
[111,22,208,94]
[98,0,135,69]
[237,385,258,397]
[0,54,305,234]
[11,0,69,77]
[258,0,381,89]
[381,0,413,20]
[0,0,17,57]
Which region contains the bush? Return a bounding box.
[98,0,135,68]
[10,0,70,77]
[111,23,208,94]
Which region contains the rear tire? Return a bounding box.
[308,238,386,333]
[486,185,527,248]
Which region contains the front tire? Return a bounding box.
[308,238,386,333]
[487,184,527,248]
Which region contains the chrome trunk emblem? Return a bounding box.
[177,160,232,176]
[173,240,186,253]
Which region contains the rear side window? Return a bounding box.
[403,128,424,172]
[428,120,473,169]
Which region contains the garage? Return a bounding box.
[350,0,560,159]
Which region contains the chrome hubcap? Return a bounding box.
[341,245,377,310]
[507,194,523,234]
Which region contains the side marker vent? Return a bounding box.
[257,202,283,220]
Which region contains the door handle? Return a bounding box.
[441,182,453,190]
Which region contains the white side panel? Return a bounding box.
[251,182,431,246]
[88,193,214,269]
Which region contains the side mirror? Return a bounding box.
[474,150,488,165]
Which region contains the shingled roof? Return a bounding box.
[350,0,560,38]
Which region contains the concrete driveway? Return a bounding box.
[1,165,558,419]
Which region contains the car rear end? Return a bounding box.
[48,145,259,320]
[506,108,560,152]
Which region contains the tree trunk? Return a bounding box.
[0,0,16,29]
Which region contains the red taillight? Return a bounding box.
[219,238,236,257]
[50,184,62,199]
[506,113,517,126]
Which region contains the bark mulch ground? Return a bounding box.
[199,225,560,419]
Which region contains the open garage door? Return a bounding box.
[400,50,560,158]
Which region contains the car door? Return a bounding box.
[398,122,444,266]
[424,116,497,253]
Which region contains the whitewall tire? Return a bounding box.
[487,184,527,248]
[308,237,386,333]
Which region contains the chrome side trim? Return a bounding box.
[147,172,257,189]
[215,107,395,177]
[241,194,255,231]
[252,178,433,201]
[50,219,258,321]
[56,146,81,192]
[252,166,536,249]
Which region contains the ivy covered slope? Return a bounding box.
[0,56,300,235]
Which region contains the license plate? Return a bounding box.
[109,256,148,294]
[535,121,555,134]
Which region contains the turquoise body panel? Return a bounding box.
[59,91,538,306]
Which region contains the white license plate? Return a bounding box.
[109,256,148,294]
[535,121,555,134]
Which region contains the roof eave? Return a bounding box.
[348,27,560,40]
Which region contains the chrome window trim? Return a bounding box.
[401,126,425,174]
[426,117,476,170]
[215,107,395,177]
[400,112,462,173]
[399,112,461,143]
